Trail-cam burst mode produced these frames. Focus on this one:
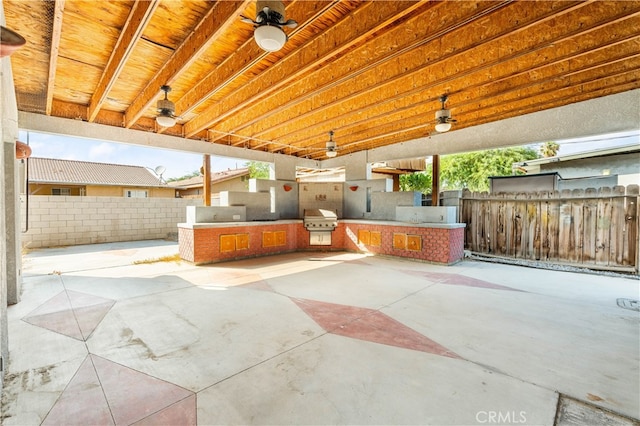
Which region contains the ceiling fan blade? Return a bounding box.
[282,19,297,28]
[240,15,256,24]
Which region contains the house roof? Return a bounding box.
[28,157,165,187]
[489,172,562,180]
[168,168,250,189]
[5,1,639,161]
[513,142,640,172]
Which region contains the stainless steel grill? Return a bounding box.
[303,209,338,230]
[303,209,338,246]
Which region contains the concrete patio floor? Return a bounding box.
[1,240,639,425]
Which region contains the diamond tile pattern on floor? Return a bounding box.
[23,290,115,340]
[293,298,459,358]
[43,355,195,425]
[42,356,114,426]
[405,271,524,291]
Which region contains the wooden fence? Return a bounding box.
[460,185,639,272]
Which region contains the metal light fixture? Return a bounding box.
[156,85,176,128]
[242,0,297,52]
[326,130,337,157]
[435,94,456,133]
[255,25,287,52]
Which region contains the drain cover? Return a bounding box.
[617,298,640,312]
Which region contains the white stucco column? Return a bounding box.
[271,155,298,181]
[1,2,22,383]
[344,150,371,181]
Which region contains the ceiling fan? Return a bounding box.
[325,130,338,157]
[434,94,456,133]
[241,0,297,52]
[156,85,177,128]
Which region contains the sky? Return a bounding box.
[19,130,245,180]
[18,129,639,180]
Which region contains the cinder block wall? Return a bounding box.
[20,196,202,249]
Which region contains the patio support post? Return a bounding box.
[1,1,22,385]
[203,154,211,206]
[431,154,440,206]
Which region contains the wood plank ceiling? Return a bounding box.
[4,0,640,161]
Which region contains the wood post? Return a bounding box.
[431,154,439,206]
[203,154,211,206]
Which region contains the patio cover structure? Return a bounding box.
[2,0,640,164]
[1,0,640,394]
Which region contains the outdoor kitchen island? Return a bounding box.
[178,218,465,266]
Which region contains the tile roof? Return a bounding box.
[168,168,250,189]
[28,158,165,187]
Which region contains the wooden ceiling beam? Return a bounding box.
[323,67,640,157]
[304,36,640,150]
[303,32,640,154]
[206,0,507,142]
[360,77,640,157]
[256,4,640,149]
[45,0,65,116]
[303,58,640,158]
[87,0,159,123]
[294,48,640,158]
[124,0,251,128]
[225,0,584,144]
[304,87,630,160]
[176,0,342,122]
[184,0,429,138]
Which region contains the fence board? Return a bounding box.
[570,189,584,264]
[623,185,638,266]
[582,188,598,264]
[489,198,498,254]
[480,196,490,253]
[525,197,540,260]
[547,196,560,261]
[505,199,515,257]
[610,186,625,266]
[496,201,507,255]
[558,193,572,260]
[461,185,638,272]
[595,187,612,266]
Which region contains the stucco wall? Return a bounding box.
[29,183,176,198]
[86,185,175,197]
[20,196,202,248]
[539,152,640,180]
[30,183,84,196]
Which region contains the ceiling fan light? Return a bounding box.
[254,25,286,52]
[435,122,451,133]
[156,114,176,128]
[325,138,337,157]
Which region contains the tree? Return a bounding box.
[439,147,539,192]
[244,161,271,179]
[165,170,200,182]
[539,141,560,157]
[399,147,538,193]
[399,171,432,193]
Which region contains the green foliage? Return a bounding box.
[399,147,538,193]
[539,141,560,157]
[440,147,538,192]
[244,161,271,179]
[399,171,432,193]
[165,170,200,182]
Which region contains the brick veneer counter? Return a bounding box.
[341,220,466,265]
[178,220,465,265]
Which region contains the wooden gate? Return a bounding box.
[460,185,639,272]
